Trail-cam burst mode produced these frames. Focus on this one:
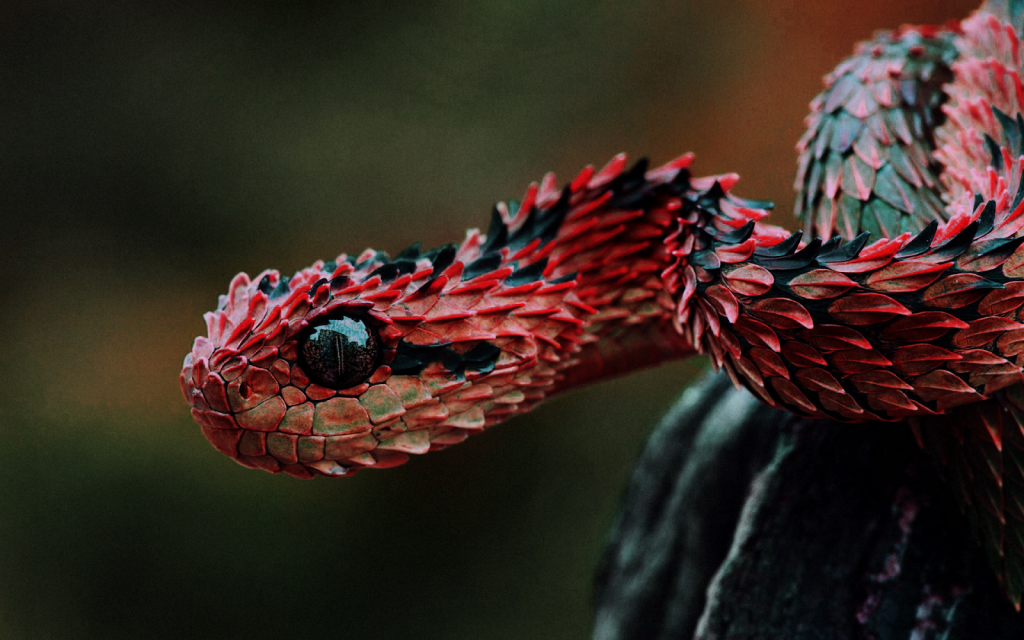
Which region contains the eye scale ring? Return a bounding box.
[297,315,381,389]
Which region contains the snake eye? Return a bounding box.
[298,315,381,389]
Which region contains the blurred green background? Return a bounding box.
[1,1,980,637]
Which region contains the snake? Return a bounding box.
[181,1,1024,607]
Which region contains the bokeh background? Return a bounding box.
[1,1,981,637]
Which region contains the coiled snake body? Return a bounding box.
[182,1,1024,606]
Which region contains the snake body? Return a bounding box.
[182,2,1024,605]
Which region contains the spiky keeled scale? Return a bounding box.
[182,1,1024,609]
[795,23,958,241]
[793,7,1024,606]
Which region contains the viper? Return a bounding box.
[181,1,1024,607]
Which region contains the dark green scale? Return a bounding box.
[795,29,959,241]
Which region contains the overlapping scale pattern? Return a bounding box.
[794,8,1024,606]
[914,393,1024,605]
[182,153,724,478]
[181,0,1024,609]
[915,9,1024,607]
[675,166,1024,424]
[795,25,958,240]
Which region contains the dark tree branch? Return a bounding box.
[593,370,1024,639]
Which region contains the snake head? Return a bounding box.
[181,215,588,478]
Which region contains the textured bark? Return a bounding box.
[593,370,1024,639]
[592,374,778,640]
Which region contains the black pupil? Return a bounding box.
[298,316,380,389]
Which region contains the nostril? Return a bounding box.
[239,382,251,398]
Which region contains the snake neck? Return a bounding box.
[447,153,786,394]
[179,3,1024,609]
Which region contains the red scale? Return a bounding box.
[180,2,1024,607]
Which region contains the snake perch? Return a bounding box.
[182,2,1024,606]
